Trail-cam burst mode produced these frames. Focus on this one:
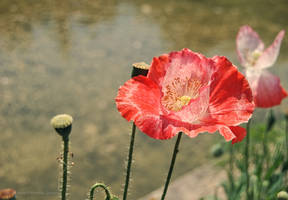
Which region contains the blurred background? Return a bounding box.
[0,0,287,199]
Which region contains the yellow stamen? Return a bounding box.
[252,50,261,60]
[179,95,192,107]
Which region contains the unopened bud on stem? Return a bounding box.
[131,62,150,78]
[51,114,73,137]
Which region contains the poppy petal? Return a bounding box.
[255,30,285,69]
[157,115,220,138]
[134,114,178,139]
[236,25,264,67]
[116,75,161,122]
[116,75,178,139]
[208,56,254,126]
[246,70,287,108]
[148,48,215,90]
[147,54,170,89]
[219,126,246,144]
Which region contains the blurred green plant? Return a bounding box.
[206,111,288,200]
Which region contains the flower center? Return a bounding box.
[161,77,202,111]
[252,50,261,60]
[247,50,262,66]
[179,95,192,106]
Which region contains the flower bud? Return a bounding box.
[131,62,150,78]
[277,191,288,200]
[262,180,269,188]
[51,114,73,137]
[285,110,288,120]
[210,143,223,158]
[282,161,288,172]
[0,188,16,200]
[250,174,258,185]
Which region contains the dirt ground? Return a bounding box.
[138,163,226,200]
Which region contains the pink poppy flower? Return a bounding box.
[236,25,287,108]
[116,49,254,143]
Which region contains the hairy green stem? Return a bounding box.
[245,120,251,199]
[122,123,136,200]
[61,135,69,200]
[161,132,183,200]
[89,183,111,200]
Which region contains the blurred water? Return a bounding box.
[0,0,287,199]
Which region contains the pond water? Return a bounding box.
[0,0,287,199]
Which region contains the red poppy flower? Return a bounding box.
[116,49,254,143]
[236,25,287,108]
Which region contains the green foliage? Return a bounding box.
[216,114,288,200]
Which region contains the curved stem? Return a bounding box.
[89,183,112,200]
[61,135,69,200]
[161,132,183,200]
[123,123,136,200]
[245,119,251,199]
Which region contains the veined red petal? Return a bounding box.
[219,126,246,144]
[236,25,264,67]
[246,70,287,108]
[147,54,170,89]
[255,30,285,69]
[116,76,178,139]
[231,126,247,144]
[208,56,254,126]
[156,115,220,138]
[116,75,161,122]
[134,114,178,139]
[148,48,215,90]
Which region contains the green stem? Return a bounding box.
[245,119,251,199]
[229,143,234,174]
[89,183,112,200]
[61,135,69,200]
[122,123,136,200]
[285,117,288,163]
[161,132,183,200]
[262,128,269,169]
[285,116,288,185]
[228,143,235,191]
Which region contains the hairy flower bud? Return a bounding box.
[131,62,150,78]
[51,114,73,137]
[277,191,288,200]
